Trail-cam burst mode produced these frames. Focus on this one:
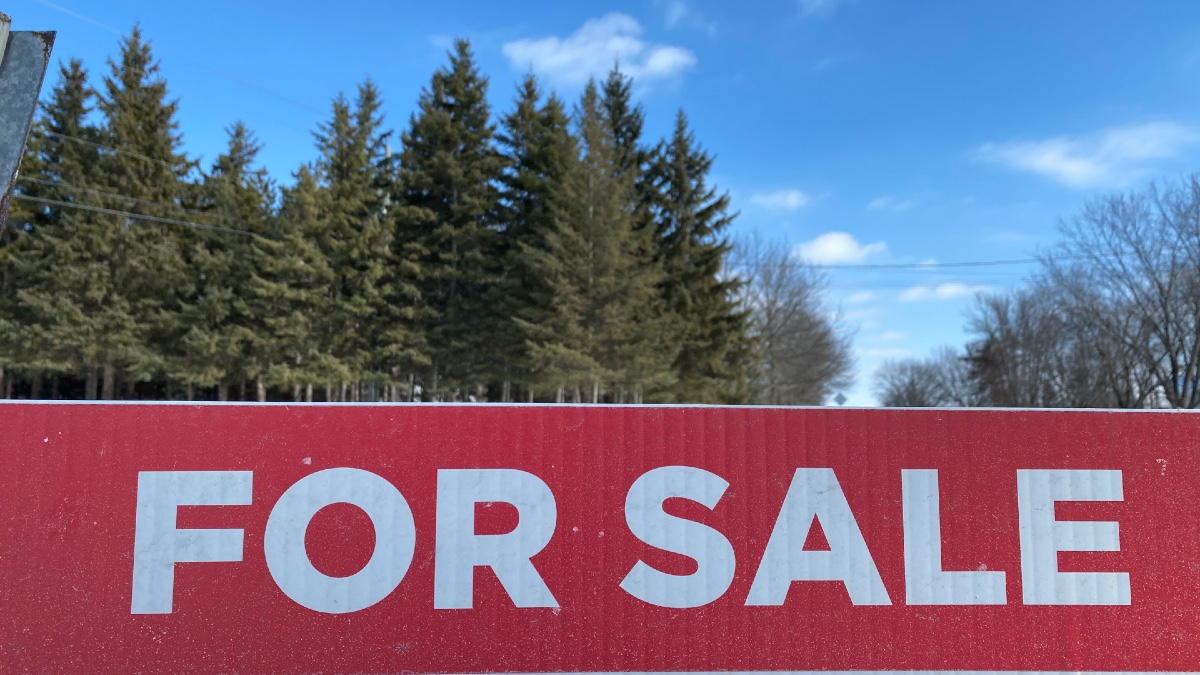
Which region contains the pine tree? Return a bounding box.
[171,123,273,400]
[523,81,676,403]
[398,39,506,400]
[92,26,194,397]
[0,58,108,398]
[492,75,579,401]
[650,110,753,403]
[312,80,424,400]
[248,164,338,401]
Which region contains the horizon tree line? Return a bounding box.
[0,27,853,405]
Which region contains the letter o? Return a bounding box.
[264,468,415,614]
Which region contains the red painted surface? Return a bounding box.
[0,403,1196,673]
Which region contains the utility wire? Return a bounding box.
[18,176,252,229]
[15,195,259,238]
[40,131,181,170]
[35,0,324,115]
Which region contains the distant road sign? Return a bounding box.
[0,403,1194,673]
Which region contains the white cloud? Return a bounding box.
[800,0,857,17]
[664,0,688,27]
[867,195,915,211]
[978,122,1200,188]
[880,331,906,342]
[657,0,717,33]
[900,282,990,302]
[846,291,876,304]
[795,232,887,264]
[502,14,697,88]
[750,189,810,211]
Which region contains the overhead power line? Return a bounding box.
[15,195,259,237]
[41,131,181,169]
[18,176,252,229]
[35,0,324,115]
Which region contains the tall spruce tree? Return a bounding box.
[171,123,273,400]
[93,26,194,397]
[491,75,578,401]
[312,80,423,400]
[522,81,676,403]
[0,59,103,397]
[398,39,506,400]
[248,164,338,401]
[650,110,752,403]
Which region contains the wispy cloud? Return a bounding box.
[800,0,857,18]
[880,331,907,342]
[795,232,887,264]
[846,291,876,304]
[502,14,696,88]
[978,122,1200,188]
[900,282,990,302]
[750,189,810,210]
[658,0,718,34]
[867,195,915,211]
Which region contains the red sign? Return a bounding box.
[0,403,1196,673]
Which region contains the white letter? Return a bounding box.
[902,469,1006,605]
[131,471,252,614]
[746,468,890,606]
[1017,469,1129,605]
[264,468,415,614]
[620,466,736,608]
[435,469,557,609]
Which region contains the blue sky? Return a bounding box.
[12,0,1200,404]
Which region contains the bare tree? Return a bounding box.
[731,235,853,405]
[874,347,981,407]
[1041,176,1200,408]
[966,281,1152,408]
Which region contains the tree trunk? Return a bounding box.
[101,363,115,400]
[573,386,581,404]
[592,380,599,404]
[49,376,60,400]
[306,383,314,403]
[0,367,6,400]
[256,378,266,402]
[239,380,247,401]
[30,374,43,400]
[325,383,332,402]
[85,368,99,400]
[124,379,135,400]
[408,373,416,402]
[185,383,194,401]
[528,388,534,404]
[218,384,229,402]
[293,384,301,402]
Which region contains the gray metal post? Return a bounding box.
[0,13,55,237]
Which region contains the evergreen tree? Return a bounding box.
[172,123,273,400]
[650,110,753,403]
[0,58,108,397]
[492,75,579,401]
[93,26,194,397]
[398,39,506,400]
[248,164,338,401]
[522,81,676,402]
[313,80,424,400]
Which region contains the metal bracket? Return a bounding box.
[0,17,56,237]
